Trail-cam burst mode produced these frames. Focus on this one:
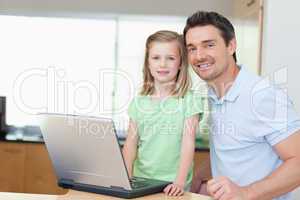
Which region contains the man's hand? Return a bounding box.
[207,176,250,200]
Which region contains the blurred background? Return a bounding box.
[0,0,299,198]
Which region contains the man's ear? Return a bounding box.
[227,38,237,56]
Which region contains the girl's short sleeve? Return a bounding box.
[128,97,138,121]
[184,91,204,118]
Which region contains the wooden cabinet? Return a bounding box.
[24,144,66,194]
[0,141,210,194]
[0,141,66,194]
[193,151,211,181]
[0,142,25,192]
[233,0,264,75]
[234,0,261,16]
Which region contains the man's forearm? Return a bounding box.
[246,157,300,200]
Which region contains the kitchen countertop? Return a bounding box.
[0,126,209,151]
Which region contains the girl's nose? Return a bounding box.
[159,59,167,67]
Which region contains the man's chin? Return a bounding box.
[196,74,214,81]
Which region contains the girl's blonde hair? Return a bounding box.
[140,30,190,97]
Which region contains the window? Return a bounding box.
[0,15,186,130]
[0,15,116,126]
[0,14,209,146]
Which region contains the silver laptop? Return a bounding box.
[38,113,169,198]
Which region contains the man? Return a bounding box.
[184,11,300,200]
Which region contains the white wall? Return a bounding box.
[261,1,300,198]
[261,0,300,113]
[0,0,233,17]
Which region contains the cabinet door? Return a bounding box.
[235,0,261,16]
[0,142,25,192]
[193,151,211,181]
[233,0,263,74]
[24,144,67,194]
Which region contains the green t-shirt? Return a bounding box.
[128,90,203,185]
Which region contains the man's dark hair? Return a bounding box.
[183,11,237,62]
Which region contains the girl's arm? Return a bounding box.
[122,119,139,178]
[176,114,199,185]
[164,114,200,196]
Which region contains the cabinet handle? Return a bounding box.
[247,0,255,7]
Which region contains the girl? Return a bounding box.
[122,30,203,196]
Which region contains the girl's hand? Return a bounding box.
[163,182,184,196]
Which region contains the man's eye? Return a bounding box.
[188,48,196,53]
[207,43,215,48]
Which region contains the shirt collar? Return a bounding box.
[208,65,246,103]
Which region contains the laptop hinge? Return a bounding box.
[58,178,75,189]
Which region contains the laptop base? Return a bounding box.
[58,178,170,199]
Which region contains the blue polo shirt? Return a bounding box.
[208,66,300,200]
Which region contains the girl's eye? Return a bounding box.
[167,57,176,60]
[152,56,159,60]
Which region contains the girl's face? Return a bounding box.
[148,41,181,87]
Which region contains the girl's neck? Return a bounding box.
[152,81,175,98]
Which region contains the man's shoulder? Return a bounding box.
[239,67,275,97]
[241,67,262,86]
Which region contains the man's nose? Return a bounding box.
[196,49,206,61]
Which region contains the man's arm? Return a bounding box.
[207,130,300,200]
[246,129,300,199]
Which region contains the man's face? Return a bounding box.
[185,25,236,84]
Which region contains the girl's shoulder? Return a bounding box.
[129,95,149,107]
[131,95,148,102]
[181,90,204,116]
[128,95,149,119]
